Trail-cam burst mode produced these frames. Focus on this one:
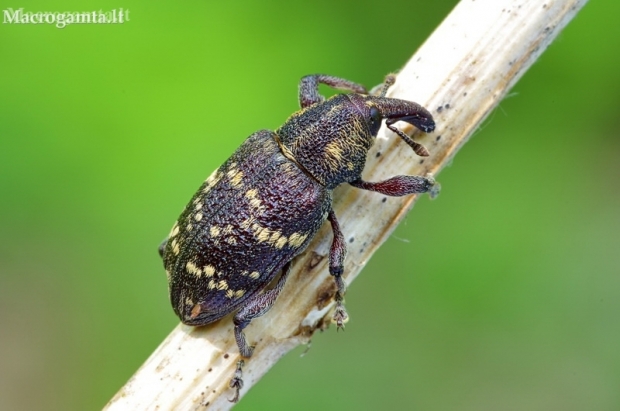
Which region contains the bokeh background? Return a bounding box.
[1,0,618,410]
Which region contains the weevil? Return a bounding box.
[158,74,438,402]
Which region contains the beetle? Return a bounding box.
[158,74,438,401]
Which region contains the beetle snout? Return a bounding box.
[397,114,435,133]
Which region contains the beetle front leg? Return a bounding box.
[350,174,440,198]
[299,75,367,108]
[327,209,348,329]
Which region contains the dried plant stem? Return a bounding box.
[105,0,587,409]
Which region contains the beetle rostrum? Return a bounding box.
[158,74,438,402]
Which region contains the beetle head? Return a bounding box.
[351,94,435,157]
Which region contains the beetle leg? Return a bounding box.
[233,261,293,358]
[229,262,292,402]
[350,174,439,198]
[228,360,244,403]
[158,237,168,258]
[299,75,367,108]
[327,209,348,329]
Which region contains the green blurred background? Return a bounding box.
[1,0,618,410]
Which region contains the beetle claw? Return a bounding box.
[425,173,441,199]
[332,301,349,330]
[228,360,245,403]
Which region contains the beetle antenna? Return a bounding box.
[380,74,396,97]
[386,123,430,157]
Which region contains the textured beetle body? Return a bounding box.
[159,74,438,402]
[162,130,329,324]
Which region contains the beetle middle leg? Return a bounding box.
[327,209,348,329]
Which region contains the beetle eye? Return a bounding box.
[368,107,382,135]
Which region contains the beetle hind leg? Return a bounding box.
[229,262,292,402]
[233,261,293,357]
[327,209,349,329]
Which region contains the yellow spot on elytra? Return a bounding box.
[208,279,216,290]
[249,271,260,280]
[173,243,180,255]
[186,261,202,277]
[225,289,235,299]
[205,168,219,183]
[203,265,216,277]
[217,280,228,291]
[288,232,308,248]
[226,168,236,177]
[249,197,263,210]
[256,226,271,243]
[194,202,203,211]
[268,230,282,245]
[226,236,237,245]
[203,169,222,193]
[185,297,194,306]
[210,226,221,237]
[245,189,265,212]
[230,170,244,188]
[275,236,288,249]
[234,289,246,298]
[186,223,193,232]
[223,224,235,235]
[165,270,171,281]
[170,222,179,237]
[194,212,203,222]
[226,167,244,189]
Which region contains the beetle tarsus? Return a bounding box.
[229,360,245,403]
[426,173,441,199]
[333,298,349,330]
